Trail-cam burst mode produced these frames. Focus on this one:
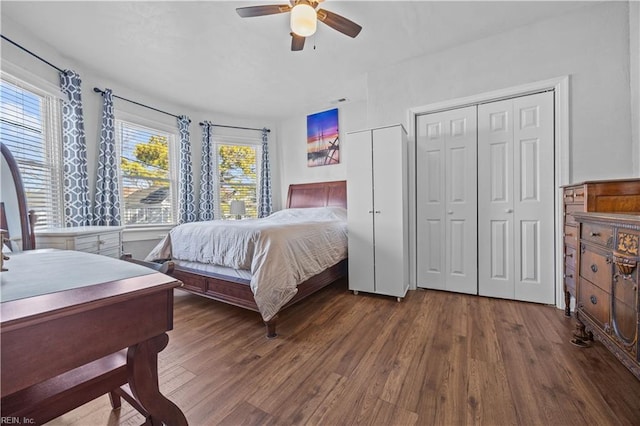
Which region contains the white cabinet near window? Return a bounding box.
[35,226,124,258]
[346,124,409,300]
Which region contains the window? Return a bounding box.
[215,140,261,219]
[0,74,63,229]
[116,120,177,226]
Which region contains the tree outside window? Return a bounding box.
[118,121,175,225]
[217,144,258,218]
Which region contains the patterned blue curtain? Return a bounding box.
[177,115,196,223]
[93,89,121,226]
[259,128,272,218]
[199,121,215,221]
[59,70,92,226]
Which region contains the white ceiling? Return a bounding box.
[1,1,590,120]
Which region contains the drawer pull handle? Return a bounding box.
[590,232,600,237]
[565,232,573,237]
[565,253,573,258]
[564,273,573,279]
[591,264,598,273]
[590,295,597,305]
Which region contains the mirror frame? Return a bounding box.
[1,142,35,250]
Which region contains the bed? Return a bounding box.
[142,180,348,338]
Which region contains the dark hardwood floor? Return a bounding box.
[48,278,640,425]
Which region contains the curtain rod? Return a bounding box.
[199,122,271,133]
[1,34,65,74]
[93,87,186,120]
[1,35,269,133]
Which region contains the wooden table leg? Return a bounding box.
[127,333,188,425]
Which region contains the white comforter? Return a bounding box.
[146,207,348,321]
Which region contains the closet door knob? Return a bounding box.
[447,211,454,215]
[505,209,513,213]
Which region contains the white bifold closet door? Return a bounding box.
[416,106,478,294]
[477,91,555,303]
[416,91,555,304]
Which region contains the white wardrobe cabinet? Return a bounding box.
[346,124,409,300]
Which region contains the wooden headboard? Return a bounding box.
[286,180,347,209]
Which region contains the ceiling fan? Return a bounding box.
[236,0,362,51]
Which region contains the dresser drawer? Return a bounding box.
[578,278,610,328]
[565,204,584,225]
[581,222,614,247]
[563,188,575,203]
[97,231,120,246]
[75,232,120,253]
[564,225,578,247]
[99,247,121,258]
[579,245,612,292]
[564,266,576,295]
[564,245,577,270]
[35,226,122,258]
[74,235,101,253]
[563,186,585,204]
[572,186,585,203]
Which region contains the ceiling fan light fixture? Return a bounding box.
[290,3,317,37]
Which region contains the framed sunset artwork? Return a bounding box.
[307,108,339,167]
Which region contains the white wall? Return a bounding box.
[366,1,635,183]
[276,99,367,207]
[278,2,637,188]
[630,0,640,174]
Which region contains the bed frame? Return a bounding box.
[166,180,347,338]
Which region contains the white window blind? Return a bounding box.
[215,138,261,219]
[0,77,63,229]
[116,120,177,226]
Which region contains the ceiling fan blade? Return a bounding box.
[317,9,362,38]
[236,4,291,18]
[291,33,305,51]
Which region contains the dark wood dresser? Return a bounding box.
[562,179,640,316]
[573,212,640,380]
